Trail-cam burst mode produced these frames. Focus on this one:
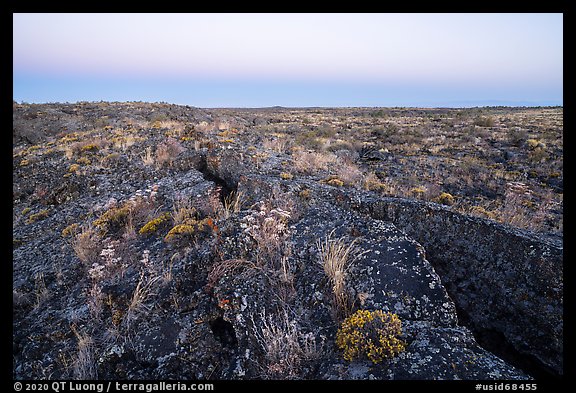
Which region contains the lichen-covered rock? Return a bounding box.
[204,184,530,379]
[318,321,530,380]
[354,196,563,376]
[13,103,561,381]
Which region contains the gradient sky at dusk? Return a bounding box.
[13,13,563,107]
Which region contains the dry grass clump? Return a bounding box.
[71,326,98,379]
[71,226,102,265]
[291,150,338,174]
[171,196,198,225]
[251,309,321,379]
[92,193,157,238]
[316,229,362,319]
[263,136,290,153]
[155,137,186,168]
[335,161,364,187]
[124,273,162,331]
[141,146,155,166]
[64,137,108,159]
[244,202,292,269]
[222,190,244,219]
[205,259,253,293]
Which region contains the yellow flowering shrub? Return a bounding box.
[76,157,92,165]
[324,176,344,187]
[139,212,172,235]
[164,217,216,243]
[434,192,455,206]
[26,209,50,225]
[80,143,99,153]
[335,309,406,364]
[61,223,80,237]
[93,205,131,234]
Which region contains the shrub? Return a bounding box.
[62,223,80,237]
[93,205,132,235]
[299,188,311,200]
[526,139,544,150]
[243,202,292,269]
[410,186,427,198]
[155,137,186,168]
[101,152,121,166]
[469,205,497,220]
[71,227,102,265]
[324,176,344,187]
[292,150,338,174]
[138,212,172,235]
[507,127,528,146]
[81,143,99,153]
[473,116,495,127]
[434,192,455,206]
[76,157,92,166]
[164,223,195,242]
[335,309,406,364]
[362,172,388,192]
[26,209,50,224]
[164,217,216,243]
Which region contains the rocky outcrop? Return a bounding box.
[13,104,562,380]
[352,196,563,377]
[225,151,563,379]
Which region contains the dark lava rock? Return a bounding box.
[12,103,561,381]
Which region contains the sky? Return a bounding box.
[13,13,563,107]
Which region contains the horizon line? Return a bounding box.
[13,99,563,110]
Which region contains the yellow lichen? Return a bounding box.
[280,172,294,180]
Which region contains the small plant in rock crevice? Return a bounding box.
[316,229,363,320]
